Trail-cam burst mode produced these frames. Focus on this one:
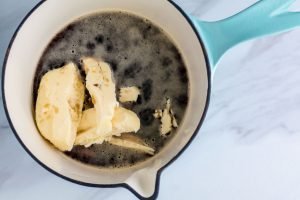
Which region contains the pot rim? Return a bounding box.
[1,0,212,199]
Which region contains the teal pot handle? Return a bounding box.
[190,0,300,72]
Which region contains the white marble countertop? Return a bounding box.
[1,0,300,199]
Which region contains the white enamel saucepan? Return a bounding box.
[2,0,300,199]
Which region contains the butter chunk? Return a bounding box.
[77,108,96,133]
[155,99,178,136]
[35,63,84,151]
[153,109,163,119]
[112,106,140,134]
[110,134,155,155]
[75,107,140,147]
[161,99,172,135]
[83,58,118,137]
[119,86,140,103]
[171,109,178,128]
[75,127,110,148]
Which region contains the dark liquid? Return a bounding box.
[33,12,189,168]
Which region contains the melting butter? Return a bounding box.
[75,107,140,147]
[83,57,119,137]
[119,86,140,103]
[35,63,84,151]
[154,99,178,136]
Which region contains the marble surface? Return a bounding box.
[1,0,300,199]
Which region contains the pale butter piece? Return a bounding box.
[112,106,140,134]
[109,136,155,155]
[153,109,163,119]
[75,107,140,147]
[119,86,140,103]
[75,127,111,148]
[77,108,96,133]
[35,63,84,151]
[170,109,178,128]
[161,99,172,135]
[83,58,118,137]
[157,99,178,136]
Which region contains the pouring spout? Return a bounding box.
[125,166,160,199]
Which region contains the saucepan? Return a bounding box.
[2,0,300,199]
